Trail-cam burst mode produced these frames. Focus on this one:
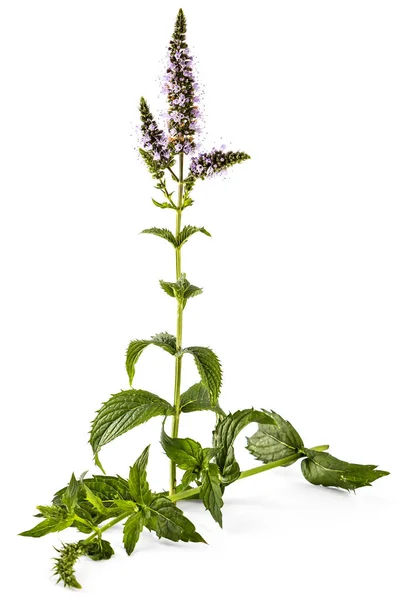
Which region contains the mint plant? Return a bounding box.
[20,9,389,589]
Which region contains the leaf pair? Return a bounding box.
[246,410,389,491]
[160,273,202,308]
[142,225,211,248]
[161,428,223,526]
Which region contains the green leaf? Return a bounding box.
[83,539,114,561]
[176,225,211,247]
[125,333,176,386]
[19,516,74,538]
[141,227,177,246]
[161,428,203,471]
[89,389,174,455]
[180,470,199,491]
[247,410,305,466]
[128,445,152,505]
[214,409,276,485]
[200,463,223,527]
[159,274,203,308]
[84,485,109,516]
[301,450,390,491]
[147,494,206,543]
[61,473,81,513]
[152,198,174,209]
[123,512,144,555]
[180,382,225,416]
[183,347,222,406]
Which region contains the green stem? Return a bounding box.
[170,152,184,497]
[169,444,330,502]
[85,511,131,544]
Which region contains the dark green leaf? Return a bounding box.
[301,450,390,491]
[84,539,114,561]
[180,470,199,491]
[123,512,144,555]
[89,389,174,454]
[141,227,177,246]
[161,428,203,470]
[215,409,276,485]
[128,446,152,505]
[200,464,223,527]
[148,494,206,543]
[183,347,222,406]
[19,516,74,538]
[125,333,176,386]
[176,225,211,247]
[180,382,225,416]
[247,410,305,466]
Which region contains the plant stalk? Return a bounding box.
[169,444,330,502]
[170,152,184,496]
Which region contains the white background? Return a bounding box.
[1,0,399,598]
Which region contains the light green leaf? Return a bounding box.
[152,198,174,209]
[183,347,222,406]
[125,333,176,386]
[301,450,390,491]
[200,463,223,527]
[161,428,203,471]
[123,512,144,555]
[89,389,174,454]
[84,486,109,516]
[141,227,177,246]
[180,470,199,491]
[159,274,203,308]
[19,516,74,538]
[214,409,276,485]
[61,473,81,513]
[247,410,305,466]
[147,494,206,543]
[128,445,152,505]
[180,382,225,416]
[176,225,211,247]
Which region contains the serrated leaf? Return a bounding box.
[148,495,206,543]
[19,516,74,538]
[214,409,276,485]
[128,445,152,505]
[123,512,144,555]
[183,347,222,406]
[180,382,225,416]
[84,539,114,561]
[301,450,390,491]
[159,274,203,308]
[176,225,211,247]
[141,227,177,246]
[161,428,203,471]
[126,333,176,386]
[89,389,174,455]
[247,410,305,466]
[200,463,223,527]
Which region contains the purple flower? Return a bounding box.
[189,149,251,180]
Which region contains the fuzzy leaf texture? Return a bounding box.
[90,389,174,455]
[159,273,203,308]
[301,450,389,491]
[215,409,276,485]
[180,382,225,415]
[125,332,176,386]
[247,410,305,466]
[176,225,211,247]
[200,463,224,527]
[183,347,222,406]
